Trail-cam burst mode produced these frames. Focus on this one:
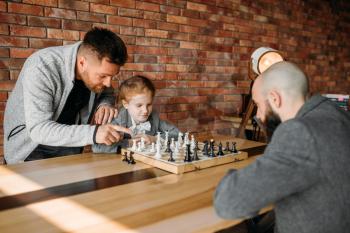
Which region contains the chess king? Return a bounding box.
[92,75,181,153]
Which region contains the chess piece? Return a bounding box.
[168,149,175,162]
[190,135,196,151]
[177,132,183,147]
[150,142,156,153]
[209,139,216,157]
[155,142,162,159]
[193,147,200,161]
[217,142,224,156]
[203,140,209,156]
[122,151,129,162]
[184,144,192,162]
[164,130,169,146]
[156,131,161,146]
[137,141,141,152]
[224,141,230,152]
[194,140,200,151]
[174,141,179,157]
[231,142,238,153]
[131,139,137,151]
[165,139,171,153]
[128,152,136,164]
[170,138,175,150]
[140,137,145,150]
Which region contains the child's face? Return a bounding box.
[123,92,153,124]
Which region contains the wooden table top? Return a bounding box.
[0,136,266,233]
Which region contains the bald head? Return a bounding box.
[258,61,309,100]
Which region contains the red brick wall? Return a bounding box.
[0,0,349,158]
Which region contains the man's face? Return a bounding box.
[80,56,120,93]
[123,92,153,124]
[252,79,282,141]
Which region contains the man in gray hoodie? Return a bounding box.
[214,62,350,233]
[4,28,131,164]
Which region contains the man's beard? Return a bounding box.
[255,103,282,143]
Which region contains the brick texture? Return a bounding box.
[0,0,350,160]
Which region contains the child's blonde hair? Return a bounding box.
[118,75,155,104]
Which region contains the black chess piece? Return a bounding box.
[209,139,216,157]
[194,141,200,151]
[122,151,129,162]
[184,144,192,162]
[168,149,175,162]
[217,142,224,156]
[203,140,209,156]
[202,140,208,152]
[165,140,171,153]
[128,152,136,164]
[231,142,238,153]
[224,141,230,152]
[193,147,200,160]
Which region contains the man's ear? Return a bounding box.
[77,56,87,72]
[267,90,282,110]
[122,100,128,109]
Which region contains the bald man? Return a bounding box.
[214,61,350,233]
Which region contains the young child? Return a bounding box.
[92,75,180,153]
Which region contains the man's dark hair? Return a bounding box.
[82,27,127,65]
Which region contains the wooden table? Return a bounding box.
[0,136,266,233]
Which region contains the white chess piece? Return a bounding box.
[190,135,195,151]
[177,132,183,147]
[137,142,141,152]
[174,141,179,158]
[140,137,145,150]
[155,142,162,159]
[183,132,189,148]
[150,142,155,153]
[170,138,175,150]
[164,131,169,146]
[131,139,137,150]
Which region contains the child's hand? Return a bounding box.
[133,134,156,144]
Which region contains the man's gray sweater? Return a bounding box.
[214,95,350,233]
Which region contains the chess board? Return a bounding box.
[121,142,248,174]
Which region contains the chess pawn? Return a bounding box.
[193,148,200,161]
[155,143,162,159]
[203,141,209,156]
[131,139,137,150]
[184,144,192,162]
[183,132,189,148]
[224,141,230,152]
[217,142,224,156]
[168,149,175,162]
[190,135,196,151]
[170,138,175,150]
[164,131,169,146]
[140,137,145,150]
[174,141,179,157]
[231,142,238,153]
[128,152,136,164]
[122,152,129,162]
[150,142,156,153]
[177,132,183,146]
[209,139,216,157]
[194,141,200,151]
[165,139,171,153]
[137,142,141,152]
[157,131,161,144]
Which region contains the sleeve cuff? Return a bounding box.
[93,125,100,144]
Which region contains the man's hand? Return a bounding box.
[94,105,118,125]
[95,124,131,145]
